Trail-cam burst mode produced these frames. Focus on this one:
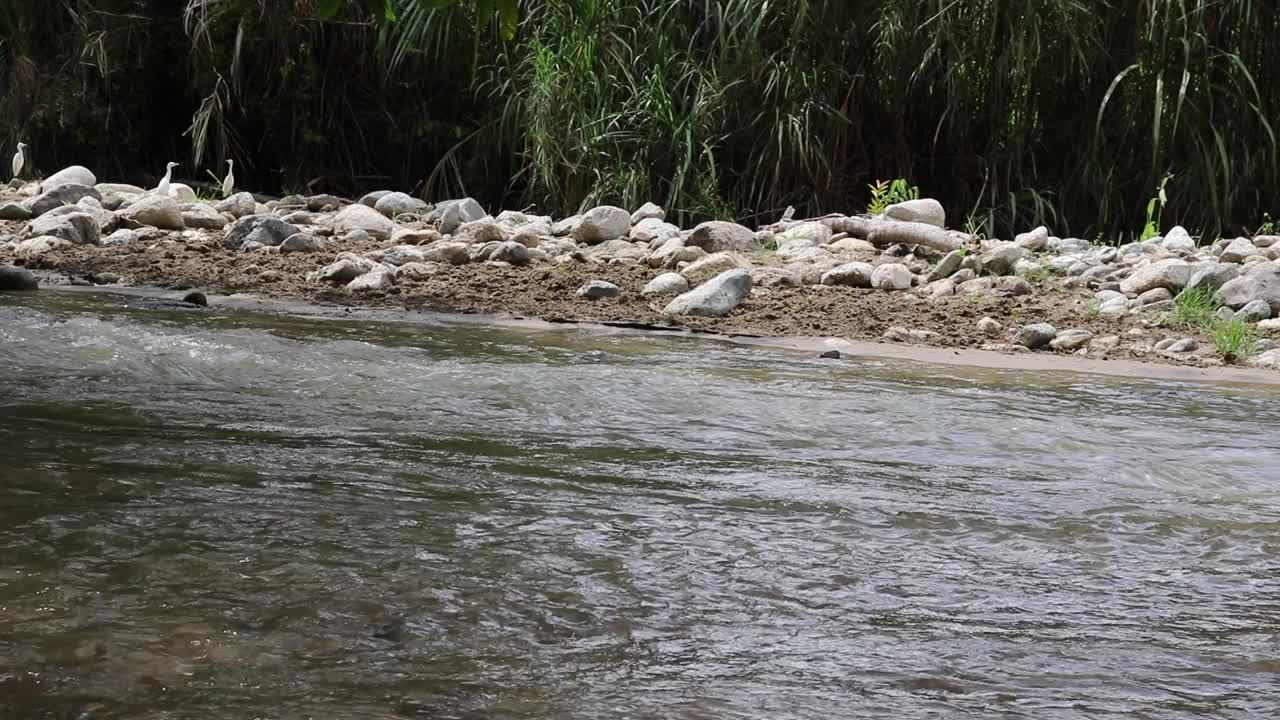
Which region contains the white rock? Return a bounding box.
[641,272,689,296]
[978,316,1003,336]
[577,280,620,299]
[630,217,681,245]
[884,198,945,228]
[396,261,446,280]
[1162,226,1196,253]
[28,211,100,245]
[572,206,631,244]
[420,241,472,265]
[347,268,395,292]
[1015,226,1049,252]
[215,192,257,218]
[630,202,665,224]
[1050,329,1093,351]
[14,236,72,259]
[41,165,97,192]
[820,262,874,287]
[663,269,753,317]
[334,203,394,241]
[374,192,429,218]
[1118,260,1192,295]
[870,263,912,290]
[1219,236,1263,264]
[680,251,749,280]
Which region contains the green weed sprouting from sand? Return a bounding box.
[1171,286,1218,329]
[1211,317,1261,363]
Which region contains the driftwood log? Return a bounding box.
[820,216,965,253]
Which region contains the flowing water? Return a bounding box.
[3,290,1280,719]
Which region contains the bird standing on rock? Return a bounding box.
[11,142,27,181]
[154,161,179,196]
[221,159,235,198]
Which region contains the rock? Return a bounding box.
[819,350,842,359]
[334,203,394,241]
[884,198,945,228]
[577,280,620,300]
[215,192,257,218]
[776,222,833,247]
[957,277,996,294]
[278,233,324,253]
[339,228,371,244]
[1013,323,1058,349]
[687,221,758,253]
[280,211,315,225]
[1219,236,1262,264]
[882,326,940,343]
[489,241,529,265]
[1186,262,1240,292]
[223,215,299,250]
[978,317,1003,336]
[663,268,753,317]
[631,217,681,245]
[1258,318,1280,332]
[1015,226,1050,252]
[631,202,665,224]
[373,192,428,218]
[550,214,581,237]
[870,263,913,290]
[820,262,875,287]
[979,243,1029,276]
[680,251,749,280]
[1164,338,1198,353]
[494,211,552,246]
[28,211,100,245]
[829,237,878,255]
[651,240,706,269]
[356,190,390,208]
[374,245,427,266]
[435,198,486,234]
[1237,299,1272,322]
[396,261,445,280]
[1216,267,1280,312]
[94,183,145,195]
[1215,306,1236,323]
[1135,287,1174,306]
[102,229,136,245]
[641,272,689,296]
[1119,260,1192,295]
[14,236,72,259]
[179,203,226,230]
[1248,349,1280,370]
[347,268,395,292]
[305,194,345,212]
[571,206,631,244]
[1162,226,1196,253]
[994,276,1034,296]
[1089,335,1121,353]
[927,250,965,282]
[0,264,38,291]
[24,183,102,218]
[0,202,32,220]
[1049,329,1093,351]
[419,241,471,265]
[314,255,377,284]
[586,238,648,263]
[390,228,444,246]
[40,165,96,192]
[1254,235,1280,249]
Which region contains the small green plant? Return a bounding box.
[867,178,920,215]
[1139,173,1173,242]
[1171,286,1218,329]
[1211,316,1260,363]
[1256,213,1277,236]
[1086,300,1101,318]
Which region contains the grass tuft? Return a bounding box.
[1211,317,1261,363]
[1171,286,1218,329]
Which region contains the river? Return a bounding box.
[2,290,1279,719]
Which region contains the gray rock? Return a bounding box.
[40,165,96,192]
[1049,329,1093,351]
[1216,266,1280,312]
[334,203,394,241]
[13,236,71,259]
[1215,306,1236,323]
[224,215,299,250]
[1165,338,1199,353]
[1119,260,1192,294]
[884,198,945,228]
[94,182,145,195]
[1186,262,1240,292]
[882,326,941,343]
[994,276,1034,296]
[0,265,38,291]
[551,214,582,237]
[340,228,371,244]
[1255,235,1280,249]
[980,243,1030,276]
[421,241,472,265]
[1135,287,1174,306]
[279,233,324,253]
[26,184,102,217]
[1237,299,1272,322]
[957,277,996,294]
[28,211,100,245]
[1015,225,1049,252]
[870,263,913,290]
[663,268,753,317]
[1248,349,1280,370]
[375,245,427,266]
[1162,226,1196,253]
[586,238,648,263]
[374,192,429,218]
[1013,322,1058,349]
[926,250,965,282]
[630,217,681,245]
[776,221,833,247]
[102,229,136,246]
[0,202,31,220]
[821,262,875,287]
[347,268,395,292]
[577,280,620,300]
[314,255,377,284]
[641,272,689,296]
[978,316,1003,336]
[489,240,529,265]
[494,210,552,246]
[687,220,758,253]
[116,194,184,230]
[570,206,632,245]
[280,211,315,225]
[434,198,487,235]
[454,220,504,245]
[396,261,445,280]
[631,202,665,224]
[305,194,345,212]
[1220,236,1263,264]
[358,190,392,208]
[215,192,257,219]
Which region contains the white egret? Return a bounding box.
[11,142,27,180]
[221,159,235,198]
[155,161,179,196]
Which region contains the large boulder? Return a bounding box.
[1217,266,1280,312]
[119,194,185,230]
[884,198,945,228]
[663,268,753,317]
[28,211,100,245]
[1186,262,1241,292]
[25,184,102,218]
[0,265,38,291]
[1118,260,1192,295]
[40,165,97,192]
[215,192,257,219]
[334,203,394,241]
[571,206,631,244]
[374,192,429,218]
[224,215,299,250]
[687,221,758,254]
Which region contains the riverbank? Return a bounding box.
[5,169,1280,375]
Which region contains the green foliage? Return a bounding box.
[1171,286,1218,329]
[866,179,920,216]
[1139,174,1172,242]
[1211,317,1261,363]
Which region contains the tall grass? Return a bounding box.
[1,0,1277,236]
